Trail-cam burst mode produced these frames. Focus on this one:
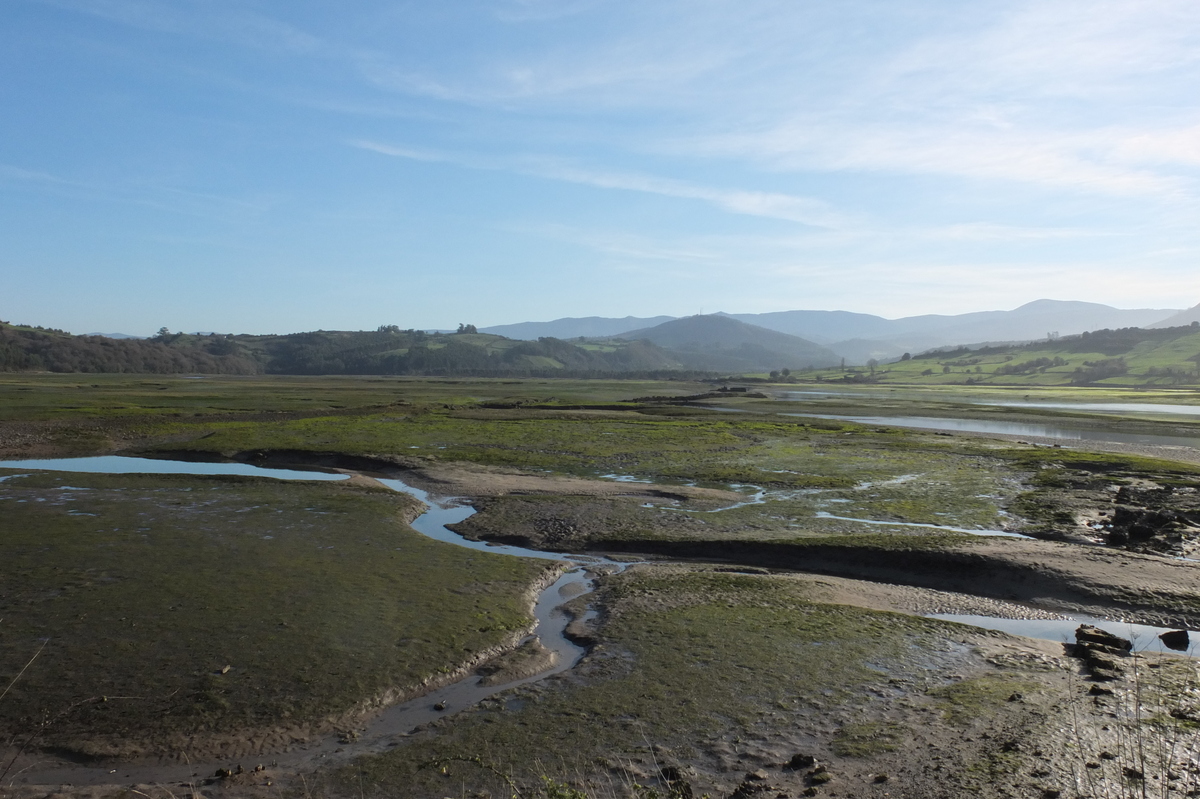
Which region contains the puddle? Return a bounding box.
[0,456,349,482]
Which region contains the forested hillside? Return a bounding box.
[0,322,687,377]
[0,323,260,374]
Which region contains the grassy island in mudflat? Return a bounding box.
[3,374,1200,798]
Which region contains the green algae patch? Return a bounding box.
[928,676,1041,725]
[832,721,905,757]
[0,469,550,756]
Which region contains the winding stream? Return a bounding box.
[0,456,625,787]
[1,455,1195,787]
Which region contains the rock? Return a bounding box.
[873,773,889,783]
[660,766,685,782]
[434,701,446,711]
[1088,685,1115,696]
[784,754,817,771]
[1075,625,1132,653]
[1160,629,1190,651]
[745,771,769,781]
[729,777,771,799]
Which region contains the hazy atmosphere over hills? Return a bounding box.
[484,299,1184,363]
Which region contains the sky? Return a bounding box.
[3,0,1200,335]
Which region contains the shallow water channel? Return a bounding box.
[1,455,1196,786]
[782,413,1200,449]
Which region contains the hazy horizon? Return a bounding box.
[20,297,1180,340]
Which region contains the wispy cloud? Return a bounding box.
[32,0,325,54]
[352,140,842,227]
[0,162,273,216]
[676,0,1200,198]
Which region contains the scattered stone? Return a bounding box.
[1088,685,1115,696]
[1042,789,1062,799]
[217,664,232,675]
[434,701,447,711]
[1123,766,1145,781]
[1100,751,1117,760]
[1008,692,1023,702]
[873,773,889,783]
[746,771,769,782]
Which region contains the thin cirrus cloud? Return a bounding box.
[351,140,843,228]
[666,0,1200,200]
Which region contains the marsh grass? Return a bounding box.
[0,470,547,754]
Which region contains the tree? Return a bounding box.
[900,352,911,361]
[456,323,478,334]
[867,358,878,376]
[781,368,790,377]
[155,327,171,340]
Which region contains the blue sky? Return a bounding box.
[3,0,1200,335]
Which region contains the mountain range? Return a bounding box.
[482,300,1182,362]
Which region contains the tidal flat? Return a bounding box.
[3,375,1200,798]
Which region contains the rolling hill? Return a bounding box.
[612,314,841,372]
[807,324,1200,387]
[481,315,676,340]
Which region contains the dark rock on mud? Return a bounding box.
[1071,625,1132,680]
[1159,629,1190,651]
